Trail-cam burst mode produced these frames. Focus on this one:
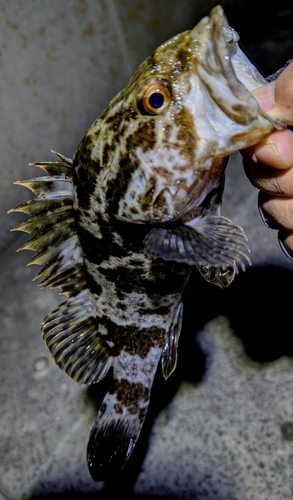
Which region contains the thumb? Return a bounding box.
[245,62,293,169]
[266,61,293,126]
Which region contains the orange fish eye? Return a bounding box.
[138,79,172,115]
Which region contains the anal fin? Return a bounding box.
[161,302,183,379]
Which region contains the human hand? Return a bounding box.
[242,61,293,259]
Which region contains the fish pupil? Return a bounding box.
[149,92,164,109]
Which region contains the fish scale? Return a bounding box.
[9,5,287,482]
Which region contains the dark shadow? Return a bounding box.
[30,495,100,500]
[30,494,174,499]
[220,265,293,362]
[183,264,293,363]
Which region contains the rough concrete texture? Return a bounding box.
[2,1,293,499]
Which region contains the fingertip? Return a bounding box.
[244,129,293,169]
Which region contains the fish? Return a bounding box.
[9,5,285,482]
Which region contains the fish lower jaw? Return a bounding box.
[115,180,204,224]
[150,176,207,222]
[151,196,203,225]
[115,196,195,225]
[114,212,178,225]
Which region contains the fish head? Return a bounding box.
[75,5,280,224]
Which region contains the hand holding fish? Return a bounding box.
[242,61,293,258]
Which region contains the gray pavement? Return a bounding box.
[1,1,293,499]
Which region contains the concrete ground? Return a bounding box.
[1,1,293,499]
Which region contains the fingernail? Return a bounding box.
[278,230,293,261]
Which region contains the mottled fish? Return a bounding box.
[10,5,285,482]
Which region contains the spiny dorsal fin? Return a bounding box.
[10,151,112,384]
[10,152,113,385]
[9,150,86,298]
[30,149,74,175]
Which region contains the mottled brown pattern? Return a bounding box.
[175,107,197,160]
[75,217,125,265]
[73,152,101,211]
[102,317,166,358]
[105,155,140,214]
[102,143,115,166]
[110,379,149,409]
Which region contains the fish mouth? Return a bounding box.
[148,155,226,224]
[115,173,212,225]
[150,177,207,223]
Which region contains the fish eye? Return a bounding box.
[138,79,172,115]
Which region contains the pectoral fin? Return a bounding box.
[144,215,251,273]
[196,263,236,288]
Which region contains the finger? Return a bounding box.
[259,192,293,231]
[243,155,293,196]
[268,61,293,126]
[252,80,275,112]
[243,62,293,169]
[252,61,293,124]
[243,128,293,170]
